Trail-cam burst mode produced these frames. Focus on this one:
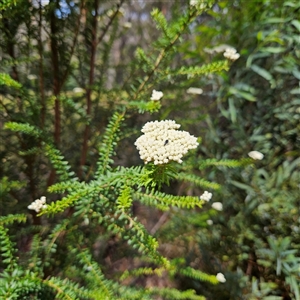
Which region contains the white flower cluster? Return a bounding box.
[135,120,199,165]
[28,196,47,213]
[248,150,264,160]
[150,90,163,101]
[223,48,240,61]
[216,272,226,283]
[200,191,212,201]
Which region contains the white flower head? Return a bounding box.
[150,90,163,101]
[216,272,226,283]
[186,87,203,95]
[200,191,212,202]
[206,219,213,225]
[28,196,47,213]
[135,120,199,165]
[248,151,264,160]
[223,47,240,61]
[212,202,223,211]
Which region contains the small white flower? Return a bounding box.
[216,272,226,283]
[200,191,212,202]
[190,0,198,6]
[206,219,213,225]
[223,48,240,61]
[212,202,223,211]
[28,196,47,213]
[248,151,264,160]
[150,90,163,101]
[186,87,203,95]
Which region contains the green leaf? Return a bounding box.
[228,87,256,101]
[291,20,300,31]
[292,69,300,80]
[229,180,255,193]
[251,65,272,81]
[260,47,286,54]
[263,17,288,24]
[228,98,237,123]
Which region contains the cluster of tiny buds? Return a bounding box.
[200,191,212,201]
[223,48,240,61]
[150,90,163,101]
[28,196,47,213]
[135,120,199,165]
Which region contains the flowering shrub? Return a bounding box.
[2,0,297,299]
[0,1,231,299]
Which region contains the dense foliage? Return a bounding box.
[1,0,299,299]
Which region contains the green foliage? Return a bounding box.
[0,225,17,269]
[198,158,252,170]
[43,143,76,182]
[179,0,300,298]
[179,267,219,285]
[0,73,22,89]
[0,1,218,298]
[4,122,42,138]
[135,190,204,210]
[172,61,229,77]
[0,214,26,226]
[1,0,298,299]
[175,173,221,190]
[95,111,125,177]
